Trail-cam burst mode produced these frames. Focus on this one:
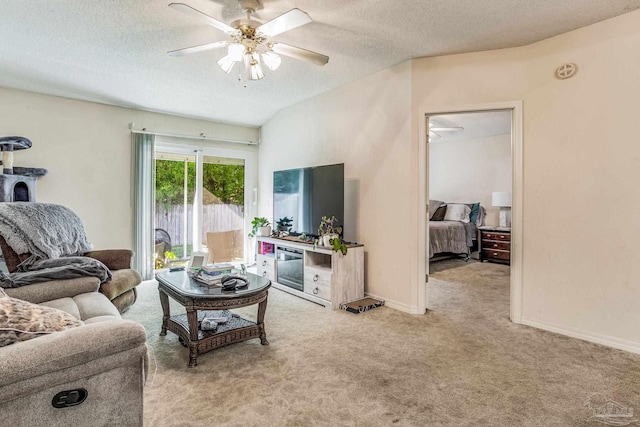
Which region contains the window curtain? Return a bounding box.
[133,132,155,280]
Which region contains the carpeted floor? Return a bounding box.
[428,256,480,274]
[124,263,640,426]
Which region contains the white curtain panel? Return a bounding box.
[133,132,155,280]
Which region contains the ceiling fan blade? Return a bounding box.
[430,127,464,132]
[169,3,239,35]
[257,8,312,37]
[168,41,229,57]
[271,42,329,66]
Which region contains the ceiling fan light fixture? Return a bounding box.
[249,62,265,80]
[244,52,264,80]
[261,51,281,71]
[217,55,236,74]
[168,2,329,83]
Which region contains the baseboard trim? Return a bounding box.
[365,292,422,314]
[520,317,640,355]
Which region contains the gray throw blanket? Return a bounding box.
[0,203,92,269]
[0,203,112,287]
[0,257,111,288]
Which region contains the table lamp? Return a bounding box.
[492,191,512,228]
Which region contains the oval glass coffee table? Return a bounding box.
[156,270,271,367]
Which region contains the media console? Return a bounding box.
[255,236,364,309]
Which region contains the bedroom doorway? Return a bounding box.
[419,103,523,322]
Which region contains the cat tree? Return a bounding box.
[0,136,47,202]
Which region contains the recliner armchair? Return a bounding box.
[0,237,141,313]
[0,238,141,313]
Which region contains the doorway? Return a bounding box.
[418,102,523,321]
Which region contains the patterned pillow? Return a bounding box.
[0,290,83,347]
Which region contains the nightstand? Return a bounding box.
[479,227,511,265]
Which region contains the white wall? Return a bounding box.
[0,88,259,250]
[259,61,416,312]
[5,6,640,351]
[260,9,640,351]
[412,10,640,351]
[429,133,511,226]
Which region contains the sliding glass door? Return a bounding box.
[153,142,254,269]
[154,152,195,266]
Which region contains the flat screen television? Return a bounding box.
[273,163,344,238]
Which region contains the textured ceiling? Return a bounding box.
[2,0,640,127]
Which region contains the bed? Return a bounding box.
[428,201,483,260]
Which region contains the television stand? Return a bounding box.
[256,237,364,309]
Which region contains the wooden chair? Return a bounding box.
[206,230,244,264]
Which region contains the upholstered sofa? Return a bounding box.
[0,277,147,427]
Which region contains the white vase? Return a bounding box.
[322,235,337,247]
[259,226,271,237]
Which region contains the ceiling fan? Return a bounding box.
[429,122,464,140]
[168,0,329,82]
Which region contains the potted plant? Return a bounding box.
[164,250,177,267]
[154,250,177,269]
[317,216,347,254]
[329,236,348,256]
[276,216,293,233]
[249,217,271,238]
[318,216,340,246]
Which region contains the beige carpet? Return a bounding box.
[124,263,640,426]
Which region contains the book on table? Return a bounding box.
[193,272,223,285]
[201,263,234,277]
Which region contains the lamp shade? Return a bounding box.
[261,51,281,71]
[492,191,511,207]
[217,55,235,74]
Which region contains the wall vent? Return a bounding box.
[555,63,578,80]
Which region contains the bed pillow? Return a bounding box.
[429,200,445,220]
[431,205,447,221]
[466,203,481,224]
[476,206,485,226]
[443,204,471,223]
[0,290,84,347]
